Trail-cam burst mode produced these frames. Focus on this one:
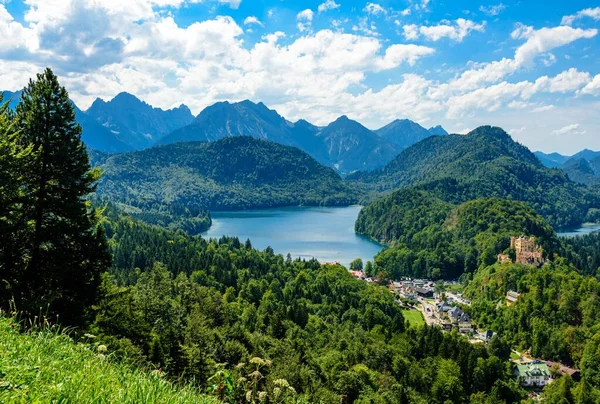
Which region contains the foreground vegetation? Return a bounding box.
[0,316,216,403]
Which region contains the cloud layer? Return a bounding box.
[0,1,599,153]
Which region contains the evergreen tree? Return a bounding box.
[14,68,111,325]
[0,95,31,304]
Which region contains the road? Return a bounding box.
[417,297,440,326]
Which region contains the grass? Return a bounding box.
[511,351,522,361]
[402,310,426,328]
[0,316,216,404]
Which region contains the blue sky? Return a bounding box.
[1,0,599,153]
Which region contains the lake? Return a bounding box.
[201,205,384,268]
[558,223,600,238]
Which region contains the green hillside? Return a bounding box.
[91,136,357,233]
[357,194,558,279]
[0,316,215,403]
[350,126,599,229]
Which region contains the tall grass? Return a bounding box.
[0,316,216,403]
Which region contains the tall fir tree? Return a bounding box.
[14,68,111,325]
[0,94,31,304]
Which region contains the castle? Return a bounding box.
[498,236,545,267]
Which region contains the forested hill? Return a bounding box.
[349,126,599,229]
[356,195,558,279]
[91,136,357,215]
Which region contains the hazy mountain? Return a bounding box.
[534,151,570,168]
[562,157,600,185]
[535,149,600,169]
[349,126,598,229]
[571,149,600,162]
[160,100,294,146]
[316,116,401,172]
[375,119,447,149]
[428,125,448,136]
[2,90,132,153]
[86,92,194,149]
[91,136,357,212]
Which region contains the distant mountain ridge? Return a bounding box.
[86,92,194,149]
[4,88,448,172]
[161,99,447,173]
[535,149,600,185]
[2,90,132,153]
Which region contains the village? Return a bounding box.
[347,236,578,393]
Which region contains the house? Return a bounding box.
[389,282,403,294]
[506,290,521,306]
[478,330,495,342]
[349,270,365,280]
[546,361,581,381]
[515,362,551,387]
[414,287,433,298]
[458,322,473,334]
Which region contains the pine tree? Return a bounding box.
[0,94,31,304]
[14,68,111,325]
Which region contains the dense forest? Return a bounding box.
[349,126,599,230]
[90,137,357,233]
[89,212,527,403]
[356,192,558,280]
[464,260,600,366]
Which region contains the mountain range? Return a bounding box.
[535,149,600,185]
[159,101,447,173]
[3,89,447,173]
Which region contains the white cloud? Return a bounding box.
[552,124,585,136]
[243,16,263,26]
[581,74,600,96]
[296,9,314,32]
[404,18,486,42]
[532,105,555,112]
[561,7,600,26]
[364,3,386,16]
[509,126,527,135]
[479,3,506,16]
[2,0,600,153]
[318,0,340,13]
[352,16,379,36]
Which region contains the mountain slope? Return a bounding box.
[571,149,600,162]
[350,126,599,229]
[160,100,447,173]
[2,90,132,153]
[316,115,401,172]
[562,157,600,185]
[160,100,294,146]
[375,119,446,149]
[534,151,570,168]
[92,136,357,213]
[86,92,194,149]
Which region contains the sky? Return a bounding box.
[1,0,599,154]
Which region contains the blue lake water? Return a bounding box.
[201,206,384,268]
[558,224,600,238]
